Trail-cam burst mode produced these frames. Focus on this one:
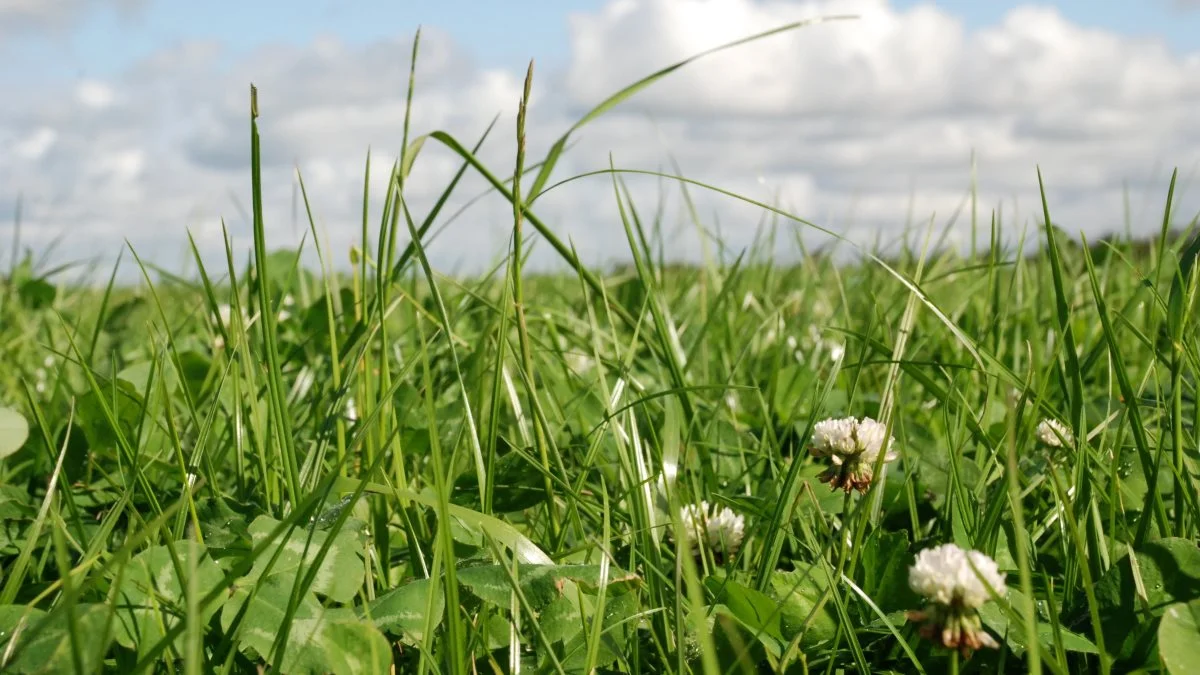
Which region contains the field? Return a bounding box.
[2,23,1200,675]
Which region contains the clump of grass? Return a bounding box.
[2,17,1200,675]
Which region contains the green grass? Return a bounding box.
[3,20,1200,675]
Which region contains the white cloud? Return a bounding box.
[76,80,115,109]
[562,0,1199,243]
[2,0,1199,281]
[12,127,58,160]
[0,0,145,39]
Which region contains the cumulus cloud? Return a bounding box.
[2,0,1199,281]
[0,0,145,39]
[564,0,1199,239]
[1,28,534,278]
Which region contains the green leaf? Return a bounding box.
[452,563,638,666]
[311,620,394,675]
[1159,599,1200,674]
[771,365,814,422]
[336,477,557,564]
[456,563,637,609]
[457,564,563,608]
[101,296,145,333]
[560,590,640,671]
[191,498,253,553]
[915,439,982,503]
[0,485,35,520]
[244,515,365,603]
[0,407,29,460]
[707,577,784,642]
[260,248,308,296]
[768,566,838,646]
[111,542,228,659]
[977,589,1099,657]
[117,361,176,398]
[857,529,918,614]
[0,603,113,674]
[1094,537,1200,662]
[364,578,442,644]
[540,594,583,644]
[712,604,783,664]
[75,380,145,453]
[452,449,546,512]
[0,486,35,555]
[223,574,391,674]
[17,278,55,310]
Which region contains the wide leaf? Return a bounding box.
[1159,599,1200,674]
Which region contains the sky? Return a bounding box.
[3,0,1200,279]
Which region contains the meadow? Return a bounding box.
[2,21,1199,675]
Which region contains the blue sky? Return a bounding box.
[3,0,1199,274]
[10,1,1200,84]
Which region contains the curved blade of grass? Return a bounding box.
[526,14,858,201]
[331,476,553,565]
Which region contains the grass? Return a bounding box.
[2,19,1200,675]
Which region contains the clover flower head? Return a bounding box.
[907,543,1006,657]
[810,416,898,493]
[724,391,738,412]
[909,543,1006,608]
[277,294,295,322]
[215,304,234,327]
[810,417,858,458]
[829,343,846,362]
[854,417,897,463]
[1036,418,1072,447]
[678,501,745,559]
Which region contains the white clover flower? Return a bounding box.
[855,418,897,462]
[1036,418,1072,447]
[907,543,1005,656]
[758,315,786,349]
[807,325,845,362]
[724,391,738,412]
[909,543,1006,609]
[810,416,898,493]
[212,303,257,350]
[276,294,296,322]
[215,303,234,327]
[678,501,745,560]
[811,417,859,457]
[812,296,832,319]
[345,397,358,422]
[564,351,595,376]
